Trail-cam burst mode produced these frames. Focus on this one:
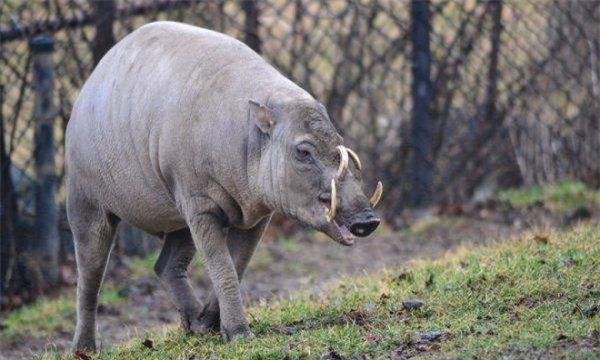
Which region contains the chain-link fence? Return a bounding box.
[1,0,598,258]
[3,0,597,215]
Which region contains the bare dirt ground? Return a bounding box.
[0,201,592,359]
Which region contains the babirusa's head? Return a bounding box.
[249,97,382,246]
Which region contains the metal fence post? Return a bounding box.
[93,0,116,66]
[30,34,60,287]
[408,0,434,207]
[242,0,262,54]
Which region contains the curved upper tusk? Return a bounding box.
[369,181,383,208]
[326,179,337,222]
[345,147,362,171]
[336,145,349,180]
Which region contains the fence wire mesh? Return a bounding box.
[1,0,598,223]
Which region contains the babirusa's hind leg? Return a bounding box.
[70,197,119,352]
[154,228,203,333]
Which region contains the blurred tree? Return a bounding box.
[1,80,43,306]
[117,224,158,257]
[0,99,17,300]
[465,0,507,196]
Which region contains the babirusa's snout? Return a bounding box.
[349,210,380,237]
[320,146,384,245]
[327,147,384,222]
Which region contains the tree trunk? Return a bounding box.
[466,0,514,195]
[1,86,43,306]
[31,35,60,287]
[0,100,17,302]
[407,0,434,207]
[92,0,116,66]
[242,0,261,54]
[117,223,157,257]
[484,1,502,128]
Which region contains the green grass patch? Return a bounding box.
[407,216,467,237]
[128,252,160,278]
[41,223,599,359]
[498,181,599,213]
[1,289,124,346]
[277,236,302,253]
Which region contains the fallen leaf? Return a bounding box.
[74,351,92,360]
[345,309,371,327]
[281,326,297,335]
[533,234,549,244]
[142,339,154,349]
[392,345,409,360]
[402,298,425,310]
[418,330,444,342]
[322,347,345,360]
[396,271,412,282]
[584,304,600,318]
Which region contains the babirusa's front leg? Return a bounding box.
[187,212,253,341]
[198,216,272,333]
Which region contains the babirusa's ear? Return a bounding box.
[248,100,275,135]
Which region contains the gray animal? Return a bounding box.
[66,21,382,352]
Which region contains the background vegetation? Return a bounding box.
[0,0,598,358]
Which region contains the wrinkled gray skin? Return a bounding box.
[66,21,380,352]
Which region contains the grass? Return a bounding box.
[0,234,310,348]
[0,289,124,347]
[37,223,599,360]
[407,216,467,237]
[126,235,306,283]
[498,181,599,213]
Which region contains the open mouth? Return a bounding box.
[328,220,355,246]
[321,201,355,246]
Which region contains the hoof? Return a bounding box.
[180,308,203,334]
[72,339,96,354]
[221,325,254,342]
[188,305,220,335]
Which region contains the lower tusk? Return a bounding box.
[346,147,362,171]
[326,179,337,222]
[369,181,383,208]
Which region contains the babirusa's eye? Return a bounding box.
[295,145,312,162]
